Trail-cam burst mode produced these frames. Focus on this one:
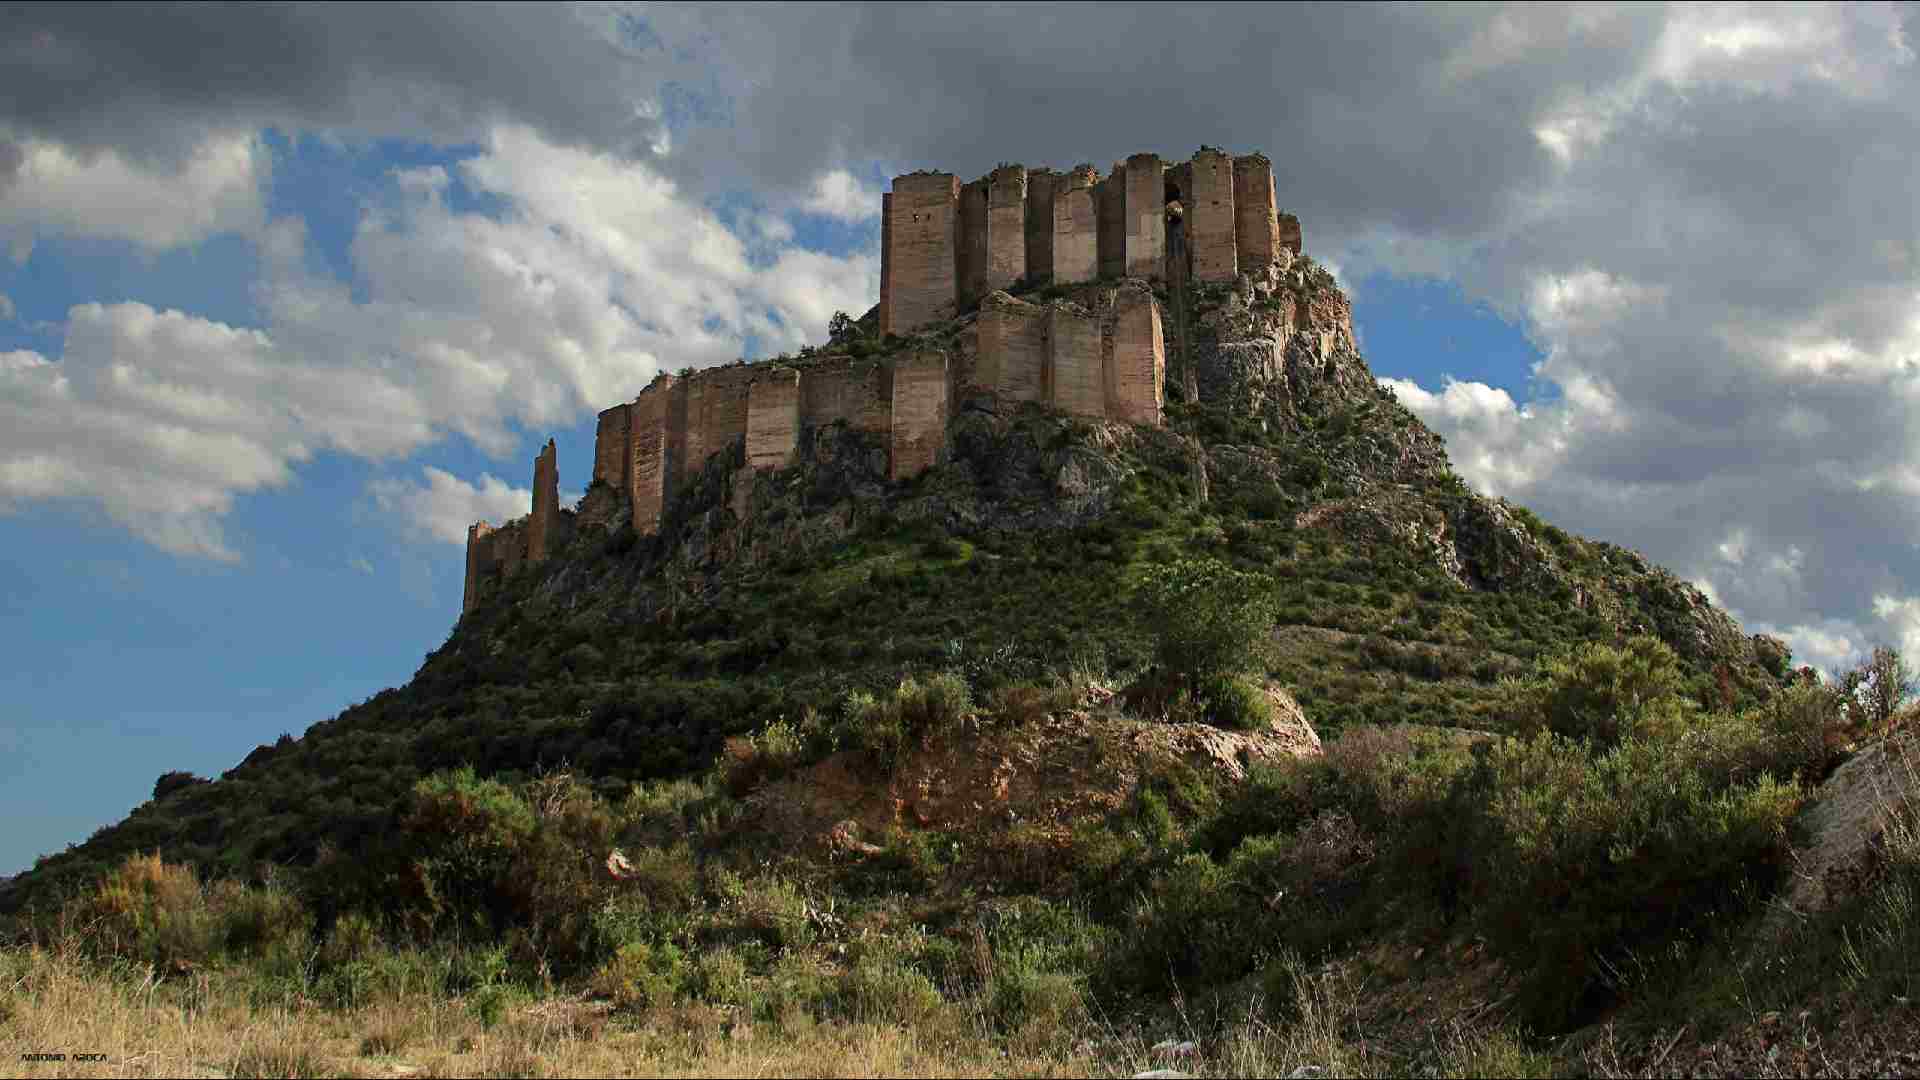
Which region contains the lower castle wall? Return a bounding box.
[746,368,801,471]
[1110,283,1165,426]
[976,293,1048,403]
[889,350,948,480]
[800,359,893,433]
[1047,306,1104,418]
[684,367,755,482]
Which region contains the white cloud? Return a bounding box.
[0,122,880,559]
[0,293,14,321]
[799,169,880,222]
[371,467,529,545]
[1871,594,1920,662]
[0,131,267,255]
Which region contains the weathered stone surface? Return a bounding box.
[685,366,754,482]
[631,374,683,535]
[976,292,1047,403]
[1278,211,1302,255]
[1189,148,1237,283]
[528,438,558,562]
[746,367,801,472]
[890,350,948,480]
[1024,168,1059,283]
[882,172,959,336]
[592,403,630,492]
[1124,153,1165,278]
[462,521,495,614]
[1233,154,1280,272]
[1053,184,1098,284]
[1110,283,1165,426]
[1047,304,1103,419]
[956,177,989,310]
[493,519,528,577]
[986,165,1027,295]
[879,191,893,335]
[1096,168,1126,279]
[800,358,893,433]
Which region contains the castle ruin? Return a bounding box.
[462,148,1327,615]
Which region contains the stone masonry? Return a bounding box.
[465,147,1311,615]
[746,367,801,472]
[879,147,1288,330]
[1188,148,1237,283]
[881,172,960,337]
[889,350,949,481]
[528,438,558,562]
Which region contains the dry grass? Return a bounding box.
[0,928,1483,1079]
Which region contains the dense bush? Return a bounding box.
[1133,557,1276,693]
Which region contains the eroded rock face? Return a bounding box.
[749,682,1323,878]
[1759,727,1920,944]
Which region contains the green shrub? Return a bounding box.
[1457,731,1803,1029]
[841,951,944,1024]
[72,852,219,968]
[592,940,687,1011]
[1200,673,1272,730]
[1134,557,1275,691]
[1524,635,1693,746]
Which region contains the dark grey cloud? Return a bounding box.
[0,2,687,165]
[6,1,1920,664]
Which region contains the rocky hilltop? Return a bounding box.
[5,147,1785,923]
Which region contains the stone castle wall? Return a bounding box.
[1188,149,1238,283]
[1024,168,1059,283]
[1109,281,1165,426]
[956,177,989,312]
[746,367,801,472]
[879,147,1291,334]
[1053,166,1098,285]
[1232,154,1280,271]
[889,350,949,480]
[528,438,557,562]
[464,146,1314,615]
[881,172,960,337]
[977,292,1049,403]
[593,403,630,491]
[1048,305,1104,418]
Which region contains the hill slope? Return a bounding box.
[1,263,1790,917]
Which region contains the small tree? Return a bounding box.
[1135,557,1275,695]
[1847,645,1913,729]
[827,310,856,346]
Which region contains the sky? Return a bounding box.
[3,2,1917,875]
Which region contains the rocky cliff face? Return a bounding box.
[505,265,1778,693]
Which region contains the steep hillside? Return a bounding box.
[1,263,1791,919]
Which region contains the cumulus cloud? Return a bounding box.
[799,169,881,222]
[0,131,268,255]
[371,467,531,545]
[5,2,1918,667]
[0,293,13,321]
[0,123,875,558]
